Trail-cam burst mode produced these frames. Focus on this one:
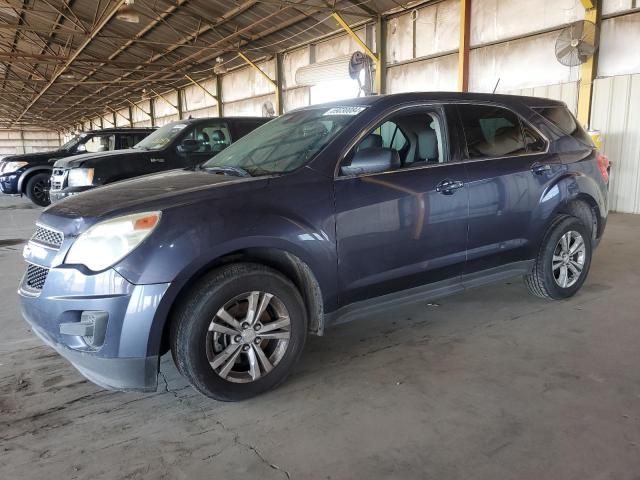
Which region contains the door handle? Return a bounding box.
[531,162,551,174]
[436,179,464,195]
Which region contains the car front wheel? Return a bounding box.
[525,215,592,300]
[170,263,307,401]
[25,172,51,207]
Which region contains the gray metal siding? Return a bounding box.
[591,74,640,214]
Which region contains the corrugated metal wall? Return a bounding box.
[591,74,640,214]
[504,81,578,114]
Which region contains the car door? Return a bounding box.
[176,121,232,168]
[334,105,469,307]
[456,103,561,274]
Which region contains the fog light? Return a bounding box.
[59,311,108,347]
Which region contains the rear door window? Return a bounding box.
[83,134,115,153]
[457,104,527,159]
[182,122,231,153]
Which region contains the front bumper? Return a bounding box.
[50,186,94,203]
[19,264,170,392]
[0,172,20,194]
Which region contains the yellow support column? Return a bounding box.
[577,0,600,128]
[458,0,471,92]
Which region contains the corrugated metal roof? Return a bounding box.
[0,0,416,129]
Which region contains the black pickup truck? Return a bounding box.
[0,128,154,206]
[50,117,268,203]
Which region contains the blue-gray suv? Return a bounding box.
[19,93,610,401]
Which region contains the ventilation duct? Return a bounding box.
[295,52,370,87]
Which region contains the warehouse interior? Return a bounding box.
[1,0,640,478]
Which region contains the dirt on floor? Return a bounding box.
[1,194,639,480]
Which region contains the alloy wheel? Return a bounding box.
[552,230,586,288]
[206,291,291,383]
[33,179,50,203]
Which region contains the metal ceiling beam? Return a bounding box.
[13,0,126,125]
[49,0,261,121]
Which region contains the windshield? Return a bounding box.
[202,106,365,176]
[60,133,87,151]
[134,121,189,151]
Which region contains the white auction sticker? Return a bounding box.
[323,106,367,116]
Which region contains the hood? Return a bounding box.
[43,168,269,220]
[2,149,67,164]
[53,148,142,168]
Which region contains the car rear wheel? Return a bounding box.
[525,215,592,300]
[170,263,307,401]
[25,172,51,207]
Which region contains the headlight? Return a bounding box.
[67,168,95,187]
[1,161,28,173]
[65,211,161,271]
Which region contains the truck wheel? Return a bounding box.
[25,172,51,207]
[170,263,307,401]
[525,215,592,300]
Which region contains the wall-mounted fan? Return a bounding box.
[555,20,599,67]
[262,101,275,117]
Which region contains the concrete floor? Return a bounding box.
[1,194,639,480]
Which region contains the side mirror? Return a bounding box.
[75,144,87,153]
[177,139,200,153]
[341,147,400,176]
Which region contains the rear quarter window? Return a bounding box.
[534,106,593,147]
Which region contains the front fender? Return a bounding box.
[17,165,52,192]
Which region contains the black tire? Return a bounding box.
[525,215,592,300]
[170,263,307,401]
[564,200,600,249]
[25,172,51,207]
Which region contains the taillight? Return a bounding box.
[597,152,610,184]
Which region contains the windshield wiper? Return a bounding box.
[203,165,251,177]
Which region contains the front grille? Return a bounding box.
[25,264,48,290]
[31,226,64,249]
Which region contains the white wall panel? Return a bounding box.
[387,13,413,64]
[154,90,179,124]
[386,54,458,93]
[284,87,309,112]
[315,29,367,63]
[283,47,310,89]
[471,0,583,46]
[598,12,640,77]
[115,108,130,127]
[469,32,577,93]
[591,74,640,213]
[0,129,60,157]
[101,114,114,128]
[186,106,218,119]
[222,60,276,103]
[602,0,635,15]
[223,94,275,117]
[415,0,460,58]
[183,79,218,115]
[503,81,578,114]
[132,100,151,126]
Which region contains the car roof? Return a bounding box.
[178,116,268,123]
[298,92,566,110]
[85,127,155,134]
